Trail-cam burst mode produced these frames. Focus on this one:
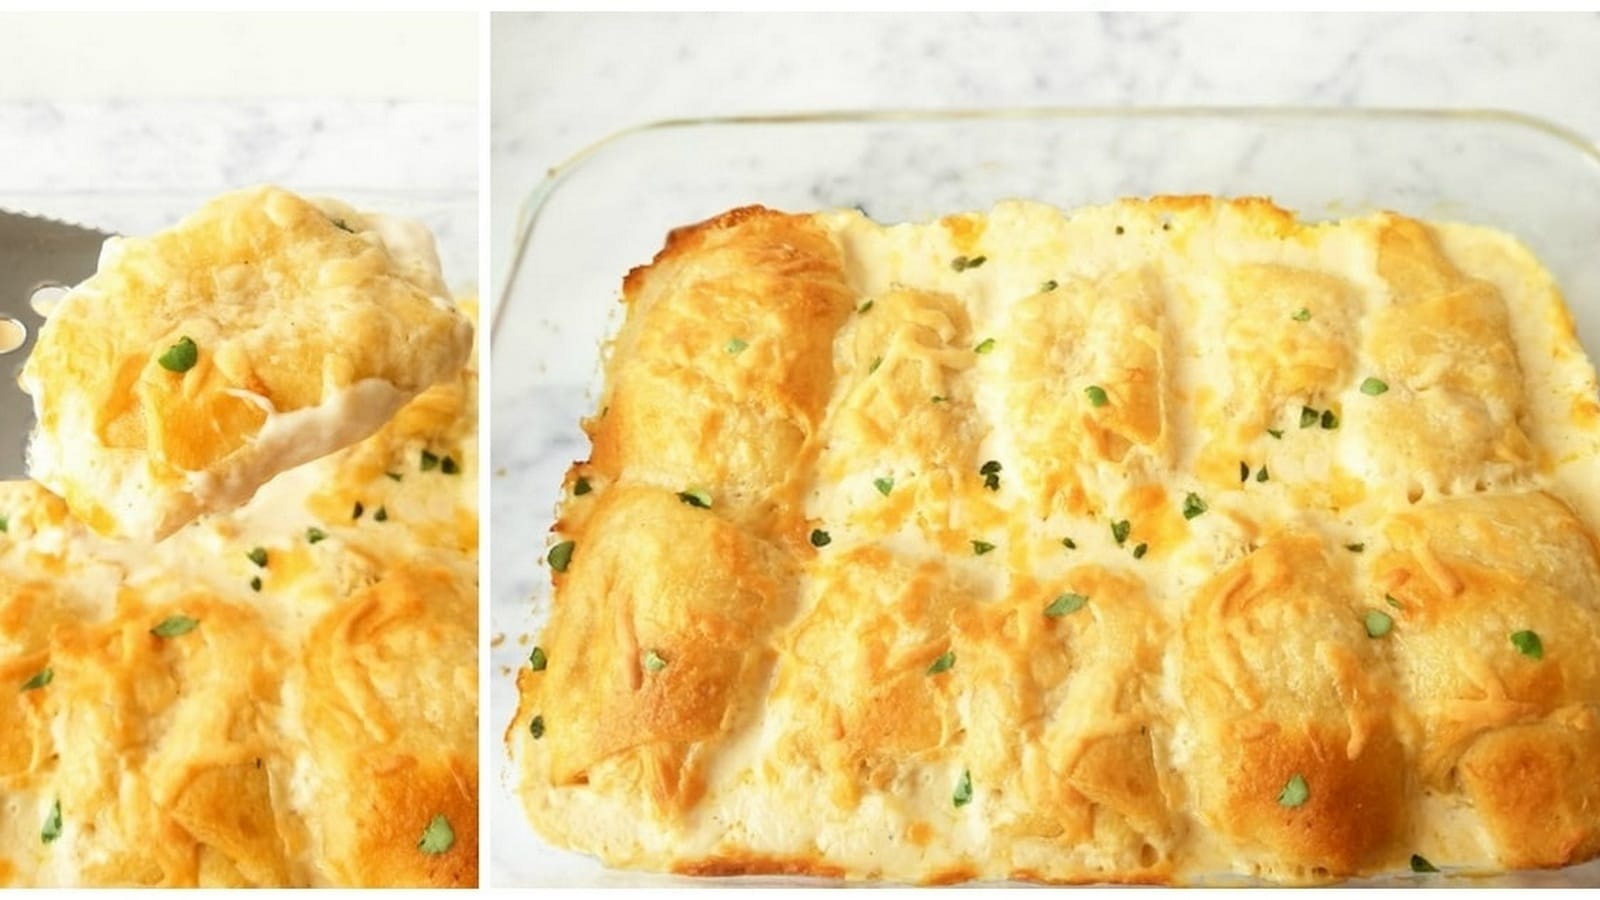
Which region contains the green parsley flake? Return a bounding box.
[1360,377,1390,396]
[643,649,668,672]
[150,616,199,638]
[1085,385,1110,408]
[1365,610,1394,638]
[927,650,955,675]
[1346,542,1365,553]
[547,540,575,572]
[417,813,455,855]
[873,477,894,497]
[930,395,948,404]
[971,540,996,556]
[375,506,390,522]
[1132,542,1149,559]
[40,799,61,844]
[21,667,52,692]
[441,456,461,475]
[1239,462,1250,483]
[386,471,404,482]
[250,576,262,593]
[1321,409,1339,430]
[1267,428,1284,440]
[1386,594,1403,609]
[530,715,545,739]
[810,529,832,548]
[973,337,996,354]
[1061,537,1077,550]
[1410,854,1439,873]
[1045,593,1088,618]
[306,527,327,544]
[158,336,198,373]
[952,769,973,807]
[1182,493,1207,520]
[677,489,713,509]
[951,255,987,272]
[246,547,268,567]
[980,459,1001,491]
[529,647,548,671]
[1277,773,1309,808]
[1111,519,1131,545]
[1255,466,1270,483]
[0,514,8,532]
[573,477,592,496]
[1511,629,1544,660]
[420,450,440,471]
[1040,279,1059,293]
[867,356,884,374]
[1292,307,1311,322]
[725,337,749,354]
[857,299,874,314]
[1300,406,1319,428]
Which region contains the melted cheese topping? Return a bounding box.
[515,198,1600,885]
[0,295,479,887]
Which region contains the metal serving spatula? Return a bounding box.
[0,210,111,479]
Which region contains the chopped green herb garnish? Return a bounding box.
[1321,409,1339,430]
[1239,462,1250,483]
[547,540,575,572]
[330,217,355,233]
[983,473,999,491]
[0,514,8,533]
[1181,493,1207,520]
[1039,279,1058,293]
[420,450,440,471]
[1277,773,1309,808]
[643,649,668,672]
[530,715,545,739]
[973,337,996,354]
[1255,466,1270,483]
[971,540,996,556]
[306,527,327,544]
[158,336,198,373]
[868,356,884,374]
[529,646,547,671]
[1292,307,1311,322]
[1360,377,1389,396]
[873,477,894,497]
[951,255,986,272]
[1511,629,1543,660]
[1085,385,1110,408]
[1345,542,1365,553]
[979,460,1001,475]
[980,460,1001,491]
[246,547,268,568]
[417,813,454,855]
[21,667,52,692]
[1365,610,1394,638]
[250,576,262,593]
[1061,537,1077,550]
[1385,594,1403,609]
[1410,854,1438,873]
[857,299,874,314]
[725,337,749,354]
[386,471,404,482]
[1267,428,1284,440]
[150,616,199,638]
[952,769,973,807]
[1045,593,1088,617]
[1300,406,1319,428]
[930,395,948,404]
[441,456,460,475]
[1132,542,1149,559]
[677,489,713,509]
[810,529,832,548]
[1110,519,1131,545]
[1115,225,1125,235]
[573,477,592,496]
[352,502,365,520]
[927,650,955,675]
[40,799,61,844]
[374,506,388,522]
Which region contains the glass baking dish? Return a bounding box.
[489,108,1600,887]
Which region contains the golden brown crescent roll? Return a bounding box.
[20,185,473,541]
[515,198,1600,884]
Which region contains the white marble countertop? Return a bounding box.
[489,11,1600,887]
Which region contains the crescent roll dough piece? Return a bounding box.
[20,185,473,541]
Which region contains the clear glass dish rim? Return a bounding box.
[492,105,1600,339]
